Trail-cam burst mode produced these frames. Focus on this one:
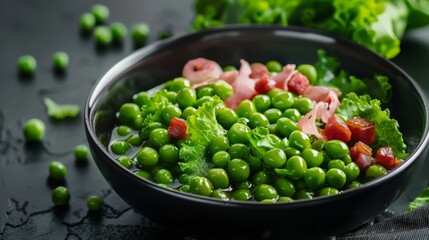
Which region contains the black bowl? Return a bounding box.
[85,26,429,239]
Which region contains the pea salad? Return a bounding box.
[107,50,407,203]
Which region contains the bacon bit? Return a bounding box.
[250,63,269,79]
[287,72,310,95]
[182,58,223,84]
[273,64,297,90]
[375,147,396,170]
[218,70,239,85]
[322,114,351,142]
[303,86,341,102]
[346,117,376,145]
[255,75,276,94]
[350,141,373,160]
[325,90,341,118]
[298,102,329,139]
[168,117,187,139]
[355,153,375,170]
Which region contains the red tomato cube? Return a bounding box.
[168,117,187,139]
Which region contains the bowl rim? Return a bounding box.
[85,25,429,207]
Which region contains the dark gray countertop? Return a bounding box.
[1,1,429,239]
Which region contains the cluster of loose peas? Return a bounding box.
[110,61,384,203]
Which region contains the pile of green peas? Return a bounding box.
[109,61,388,203]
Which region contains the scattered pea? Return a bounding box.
[23,118,45,141]
[94,26,112,46]
[79,13,96,31]
[52,52,69,71]
[49,161,67,181]
[91,4,110,23]
[74,144,89,161]
[17,55,37,74]
[131,23,150,47]
[86,196,104,211]
[110,22,128,41]
[51,186,70,206]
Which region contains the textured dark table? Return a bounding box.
[1,1,429,239]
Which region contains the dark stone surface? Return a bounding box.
[0,0,429,239]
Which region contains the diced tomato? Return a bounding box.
[346,117,376,145]
[375,147,396,170]
[255,75,276,94]
[322,114,352,142]
[355,153,375,170]
[168,117,187,139]
[350,141,372,160]
[287,72,310,95]
[249,63,269,79]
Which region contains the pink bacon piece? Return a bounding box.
[272,64,298,90]
[182,58,223,84]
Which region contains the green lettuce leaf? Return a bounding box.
[409,187,429,211]
[44,98,80,119]
[140,89,169,128]
[336,93,408,159]
[179,96,226,176]
[249,127,288,159]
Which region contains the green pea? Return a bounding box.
[251,170,270,185]
[267,124,278,135]
[159,144,179,166]
[304,167,326,190]
[131,23,150,47]
[324,140,349,159]
[154,169,174,184]
[74,144,90,161]
[328,159,346,170]
[245,156,263,173]
[289,130,311,152]
[181,106,197,120]
[236,100,257,119]
[165,91,177,104]
[236,117,250,126]
[139,122,164,140]
[94,26,112,46]
[231,189,252,201]
[116,125,131,137]
[264,108,283,124]
[189,176,213,197]
[136,147,159,168]
[91,4,109,23]
[17,55,37,74]
[295,180,308,190]
[135,169,151,179]
[302,148,324,167]
[228,123,251,144]
[177,88,197,109]
[195,96,213,108]
[365,165,387,179]
[79,13,96,31]
[283,108,301,122]
[179,184,191,192]
[161,104,182,125]
[272,92,295,111]
[23,118,45,141]
[294,97,313,115]
[169,78,191,92]
[111,140,130,155]
[158,183,171,189]
[326,168,347,189]
[277,196,294,202]
[344,162,360,183]
[209,135,229,155]
[311,139,326,151]
[212,151,231,168]
[277,117,299,138]
[267,88,283,98]
[249,112,270,128]
[228,143,249,160]
[294,189,314,200]
[211,189,229,200]
[342,154,353,165]
[51,186,70,206]
[223,65,236,71]
[216,107,238,130]
[110,22,128,41]
[118,103,140,125]
[196,86,215,98]
[49,161,67,181]
[263,148,287,168]
[254,184,278,201]
[117,156,133,169]
[319,187,340,196]
[133,91,151,107]
[178,174,190,184]
[212,80,233,100]
[284,147,301,158]
[52,52,69,71]
[206,168,230,189]
[252,94,272,113]
[126,134,143,147]
[286,156,307,180]
[297,64,318,84]
[234,180,252,189]
[346,181,362,189]
[149,128,170,148]
[274,178,296,197]
[266,60,282,72]
[86,196,104,211]
[158,30,172,40]
[227,158,250,182]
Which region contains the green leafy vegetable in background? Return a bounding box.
[179,96,226,176]
[409,187,429,211]
[192,0,429,59]
[44,98,80,119]
[337,93,408,159]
